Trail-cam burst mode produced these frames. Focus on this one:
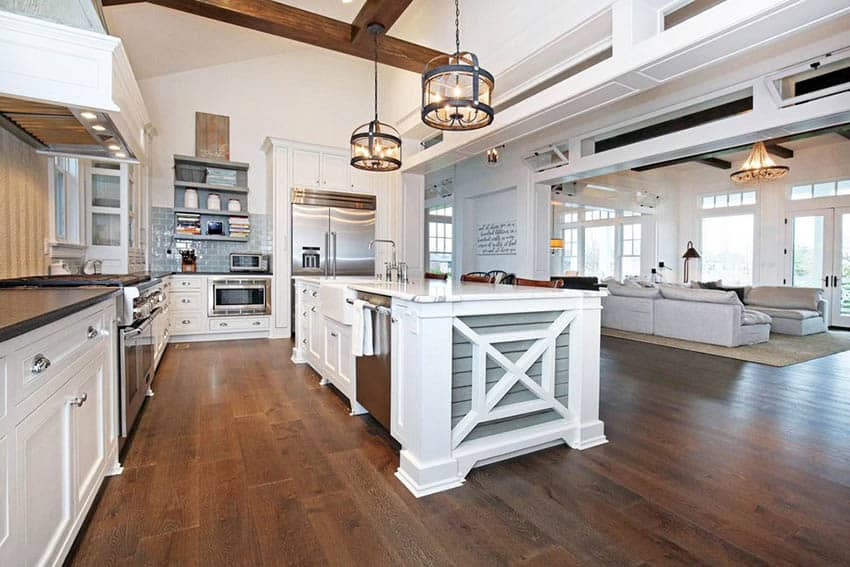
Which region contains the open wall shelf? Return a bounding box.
[174,234,248,242]
[173,206,249,217]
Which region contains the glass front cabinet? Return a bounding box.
[85,162,145,273]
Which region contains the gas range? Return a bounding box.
[0,273,165,325]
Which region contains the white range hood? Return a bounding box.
[0,9,150,160]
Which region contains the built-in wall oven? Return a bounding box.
[208,277,271,316]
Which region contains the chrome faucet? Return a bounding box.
[369,239,398,281]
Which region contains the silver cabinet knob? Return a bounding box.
[67,393,88,407]
[182,319,191,324]
[330,332,338,338]
[311,291,318,297]
[302,288,307,294]
[87,326,99,339]
[181,298,190,303]
[219,322,228,327]
[311,306,317,312]
[302,338,308,344]
[182,281,190,286]
[252,321,261,326]
[31,354,51,374]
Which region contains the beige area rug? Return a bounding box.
[601,328,850,367]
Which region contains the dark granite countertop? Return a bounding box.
[0,288,120,343]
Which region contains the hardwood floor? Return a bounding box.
[67,337,850,566]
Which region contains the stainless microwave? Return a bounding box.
[230,252,269,272]
[208,278,271,316]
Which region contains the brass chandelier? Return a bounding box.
[730,141,789,183]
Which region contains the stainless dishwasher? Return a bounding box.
[354,292,392,431]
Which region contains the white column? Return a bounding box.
[565,300,607,449]
[399,173,425,279]
[394,301,463,497]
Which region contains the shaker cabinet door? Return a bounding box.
[320,153,348,190]
[292,149,321,188]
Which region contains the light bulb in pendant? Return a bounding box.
[453,85,462,97]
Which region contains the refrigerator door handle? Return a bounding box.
[324,232,329,276]
[332,232,338,277]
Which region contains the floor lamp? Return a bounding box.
[682,241,700,283]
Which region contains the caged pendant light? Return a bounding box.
[350,23,401,172]
[421,0,494,131]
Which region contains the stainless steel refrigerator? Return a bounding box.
[290,188,376,327]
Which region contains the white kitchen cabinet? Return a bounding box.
[1,299,118,567]
[320,153,348,190]
[291,147,349,190]
[338,324,355,393]
[323,318,341,379]
[16,378,74,567]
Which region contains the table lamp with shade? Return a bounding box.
[682,241,701,283]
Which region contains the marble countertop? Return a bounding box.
[0,288,120,343]
[293,275,605,303]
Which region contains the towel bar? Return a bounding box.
[346,297,391,315]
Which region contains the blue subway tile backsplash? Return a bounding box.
[149,206,272,272]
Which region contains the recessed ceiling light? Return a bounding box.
[92,124,106,131]
[80,111,98,120]
[108,144,121,151]
[114,152,127,158]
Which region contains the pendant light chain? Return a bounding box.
[455,0,461,56]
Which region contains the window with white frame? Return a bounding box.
[426,204,453,275]
[700,189,757,210]
[584,207,616,221]
[620,223,641,278]
[584,225,617,279]
[50,156,81,244]
[700,213,754,285]
[561,227,578,273]
[790,179,850,200]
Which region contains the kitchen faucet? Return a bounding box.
[369,239,403,282]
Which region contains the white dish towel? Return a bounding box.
[351,300,374,357]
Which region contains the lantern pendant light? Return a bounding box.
[350,23,402,172]
[421,0,494,131]
[730,141,789,184]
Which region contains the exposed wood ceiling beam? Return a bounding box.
[697,157,731,170]
[102,0,440,73]
[351,0,414,44]
[764,142,793,159]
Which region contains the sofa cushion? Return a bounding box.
[745,286,821,311]
[607,282,662,298]
[696,281,751,302]
[742,309,772,326]
[746,306,821,320]
[660,285,742,305]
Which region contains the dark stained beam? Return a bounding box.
[101,0,144,4]
[102,0,440,73]
[697,157,731,169]
[764,142,793,159]
[351,0,414,44]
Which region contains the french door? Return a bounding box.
[787,208,850,327]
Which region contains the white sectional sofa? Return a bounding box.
[602,281,829,346]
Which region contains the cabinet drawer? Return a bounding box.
[12,306,108,406]
[172,276,202,290]
[170,315,205,334]
[171,291,203,312]
[208,317,270,332]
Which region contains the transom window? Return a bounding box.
[791,179,850,200]
[700,190,756,210]
[584,208,616,221]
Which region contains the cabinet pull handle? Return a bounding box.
[391,317,398,324]
[220,322,228,327]
[182,319,191,324]
[311,306,317,312]
[182,298,190,303]
[302,289,307,294]
[182,281,190,286]
[87,326,99,339]
[302,338,308,344]
[330,332,338,338]
[67,393,88,407]
[252,321,262,326]
[302,311,308,317]
[31,354,51,374]
[311,291,318,297]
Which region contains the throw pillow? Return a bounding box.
[660,285,742,305]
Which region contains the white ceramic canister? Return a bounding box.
[227,198,242,212]
[183,188,199,209]
[207,193,221,210]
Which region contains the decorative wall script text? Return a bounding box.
[476,220,518,256]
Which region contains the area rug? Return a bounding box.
[601,328,850,367]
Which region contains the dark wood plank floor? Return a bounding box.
[67,337,850,566]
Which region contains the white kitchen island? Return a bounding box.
[292,276,608,497]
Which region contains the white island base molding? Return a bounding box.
[389,293,607,497]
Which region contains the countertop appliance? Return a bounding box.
[208,277,271,317]
[230,252,269,273]
[353,292,392,431]
[291,188,376,278]
[119,279,166,446]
